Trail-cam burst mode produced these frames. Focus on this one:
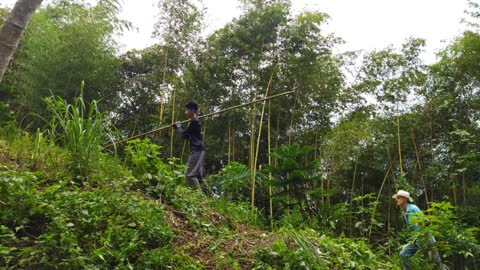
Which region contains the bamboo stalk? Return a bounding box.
[452,176,458,206]
[181,139,186,164]
[249,89,258,211]
[462,171,466,205]
[159,48,168,124]
[386,146,397,189]
[368,159,395,240]
[288,90,299,145]
[268,99,273,231]
[252,71,275,212]
[104,91,294,147]
[228,121,231,164]
[412,135,429,208]
[169,87,176,159]
[397,113,403,173]
[232,126,236,162]
[349,155,359,237]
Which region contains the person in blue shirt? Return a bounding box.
[393,190,447,270]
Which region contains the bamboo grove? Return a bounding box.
[0,0,479,269]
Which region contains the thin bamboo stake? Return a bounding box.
[452,176,458,206]
[232,126,236,162]
[412,135,429,208]
[397,114,403,173]
[387,172,391,254]
[169,87,176,159]
[159,49,168,124]
[252,71,275,212]
[462,171,466,205]
[105,91,294,147]
[368,160,395,240]
[386,146,397,189]
[203,118,208,144]
[228,121,231,164]
[288,90,299,145]
[268,101,273,231]
[181,139,186,164]
[349,155,359,237]
[249,89,258,211]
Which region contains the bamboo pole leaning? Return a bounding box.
[104,91,295,148]
[251,71,275,213]
[412,135,430,209]
[368,156,396,241]
[268,100,274,231]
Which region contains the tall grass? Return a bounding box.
[44,84,107,179]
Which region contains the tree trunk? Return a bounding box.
[0,0,43,82]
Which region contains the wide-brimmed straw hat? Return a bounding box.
[392,190,413,202]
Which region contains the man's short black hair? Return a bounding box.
[185,100,199,113]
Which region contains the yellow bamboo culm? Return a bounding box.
[249,90,258,212]
[169,88,176,159]
[228,122,231,164]
[412,136,429,209]
[397,113,403,173]
[268,100,273,231]
[159,49,168,125]
[251,71,275,213]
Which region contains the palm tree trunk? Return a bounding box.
[0,0,43,82]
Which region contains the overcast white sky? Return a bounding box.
[2,0,468,63]
[117,0,467,63]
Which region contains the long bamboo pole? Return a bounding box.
[251,71,275,212]
[105,91,294,147]
[349,155,359,237]
[396,107,403,173]
[169,87,176,159]
[228,121,231,164]
[412,135,429,208]
[268,100,273,231]
[368,159,395,241]
[159,49,168,124]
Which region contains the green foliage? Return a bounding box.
[253,228,399,269]
[417,201,480,267]
[266,144,321,221]
[136,247,202,269]
[396,173,415,196]
[123,138,186,199]
[0,170,175,269]
[125,138,164,177]
[209,162,252,202]
[352,38,427,114]
[154,0,204,48]
[209,199,265,228]
[2,1,123,129]
[1,1,480,269]
[44,88,108,181]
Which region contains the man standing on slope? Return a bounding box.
[393,190,447,270]
[173,100,212,196]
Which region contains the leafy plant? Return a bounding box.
[253,228,399,269]
[265,144,321,222]
[124,138,186,199]
[44,85,109,181]
[209,162,252,202]
[412,201,480,269]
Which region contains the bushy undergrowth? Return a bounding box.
[44,88,110,181]
[253,228,400,269]
[1,93,478,269]
[0,171,177,269]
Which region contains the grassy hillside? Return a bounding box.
[0,134,400,269]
